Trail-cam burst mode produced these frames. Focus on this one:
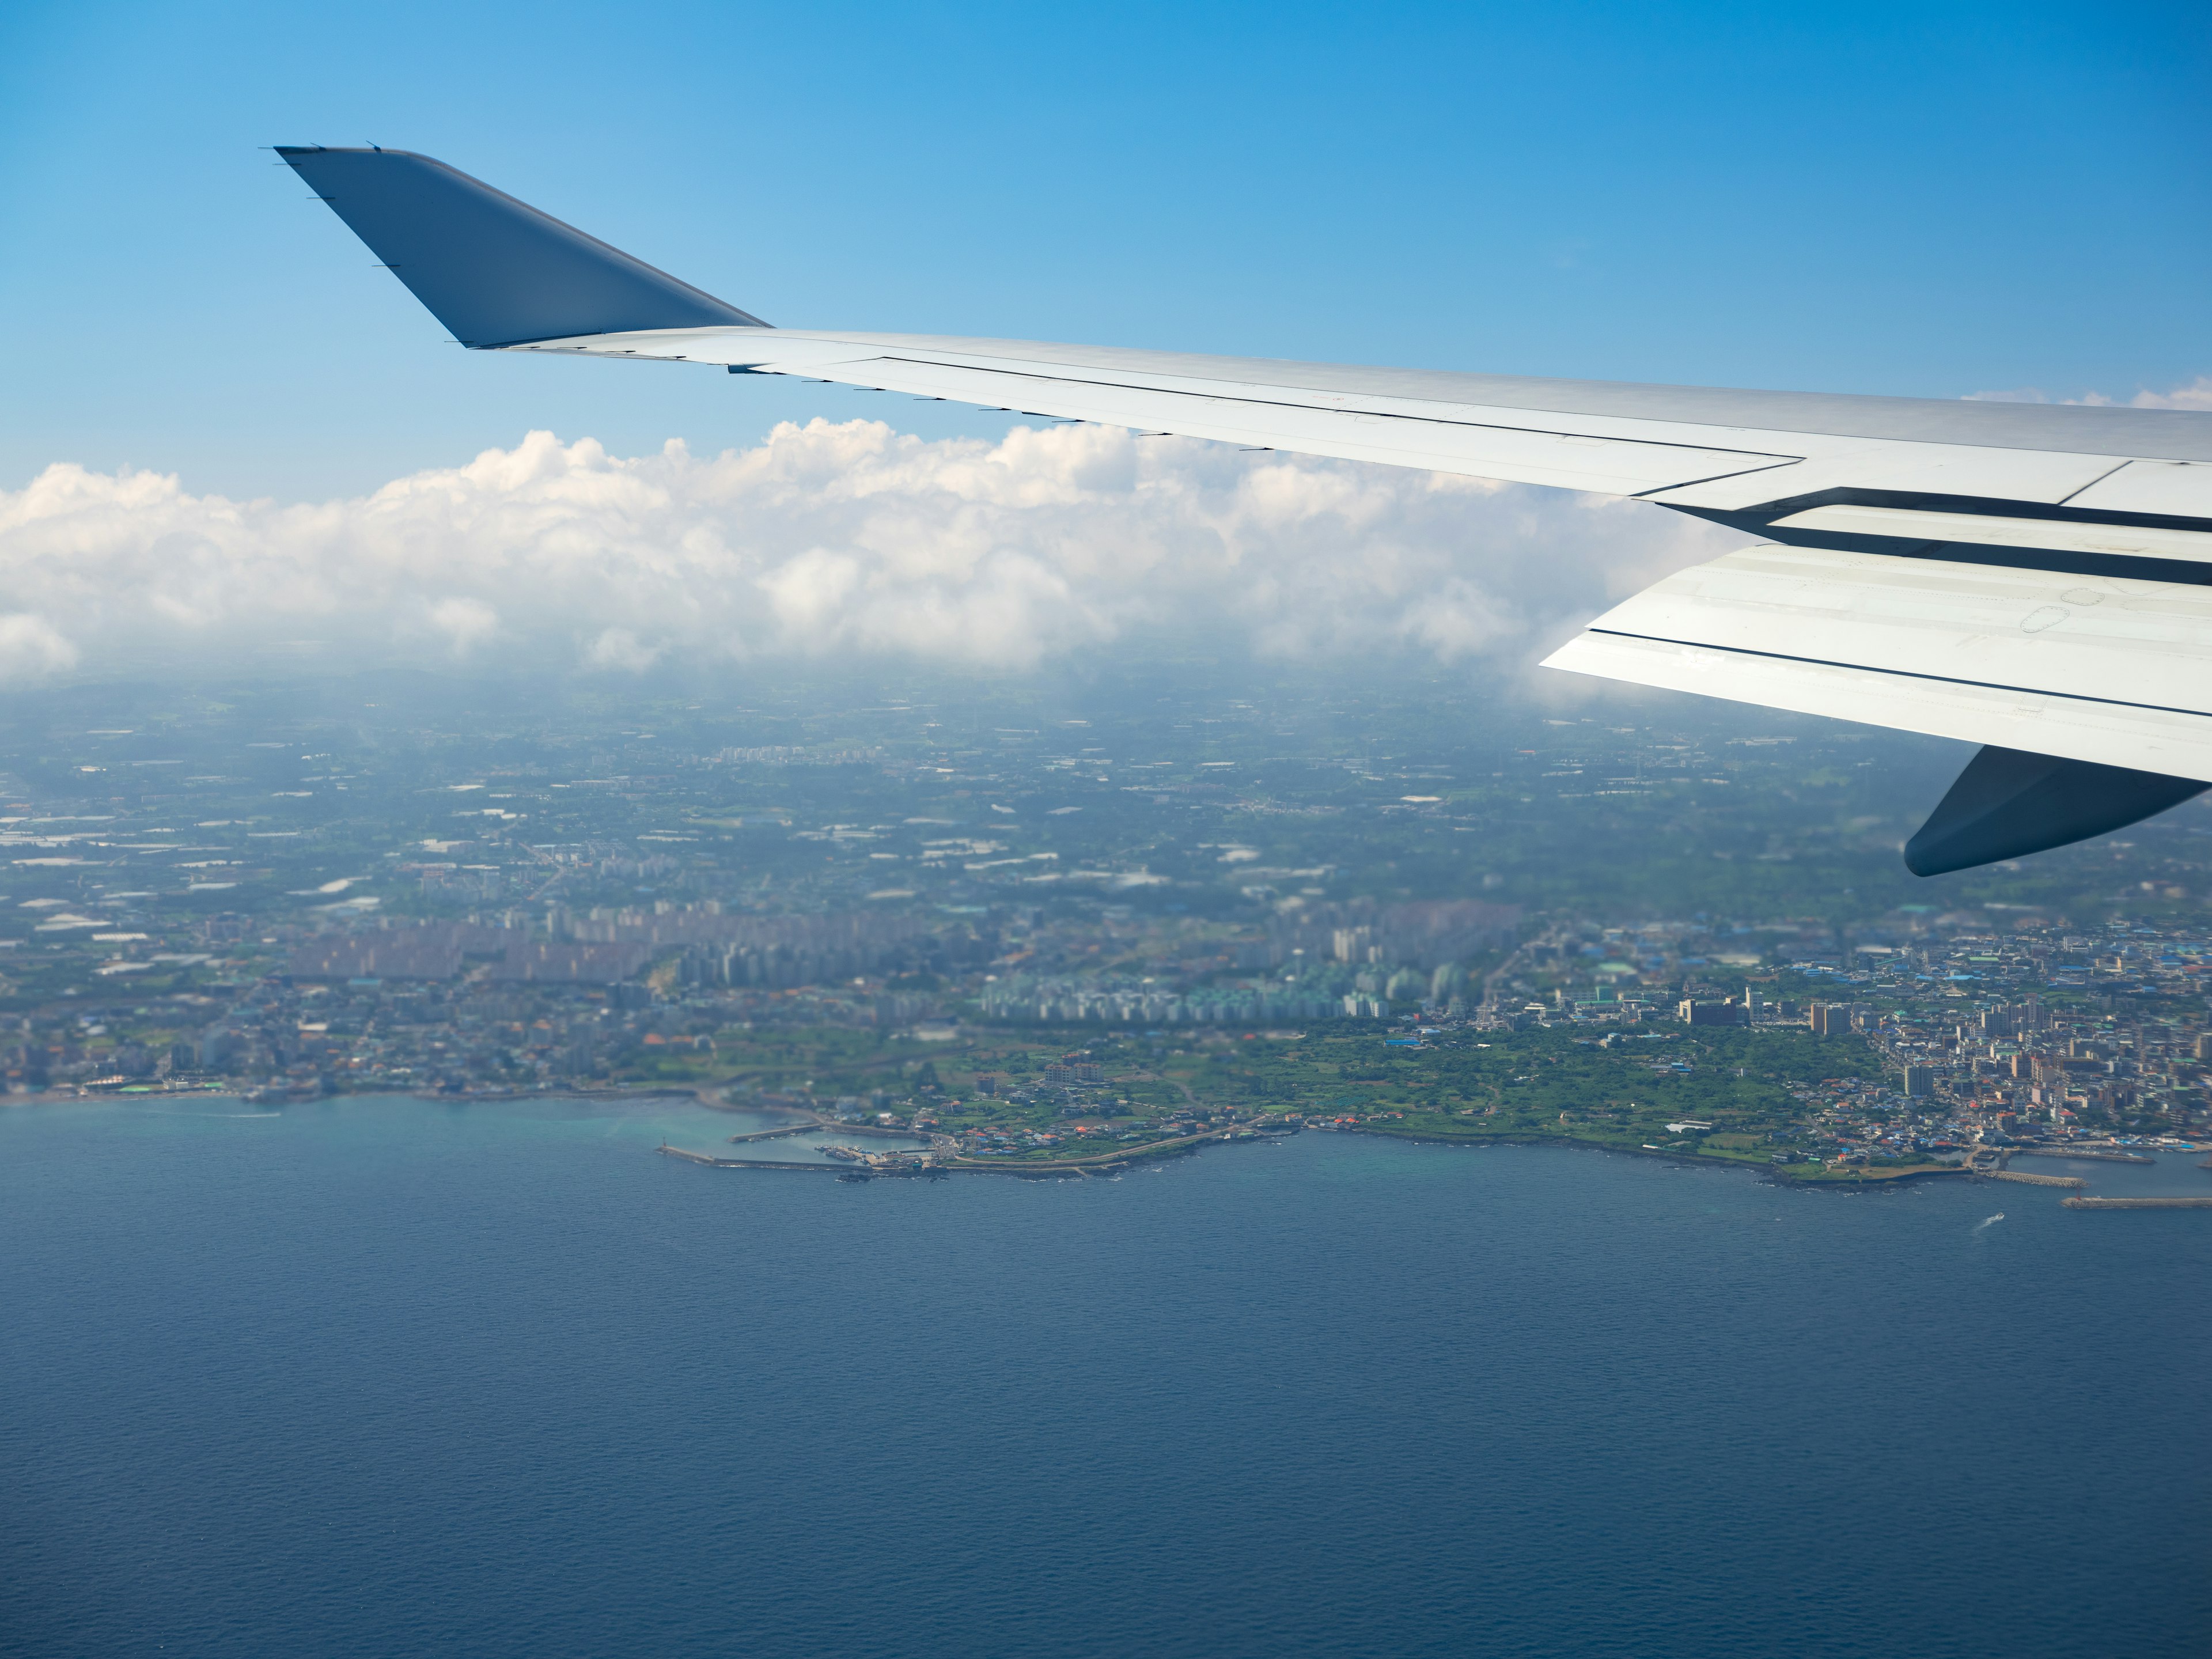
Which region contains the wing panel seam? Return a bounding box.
[2054,459,2135,507]
[870,356,1804,463]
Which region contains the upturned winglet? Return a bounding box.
[275,145,768,347]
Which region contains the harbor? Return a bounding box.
[656,1119,1268,1180]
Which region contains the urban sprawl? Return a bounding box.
[6,671,2209,1184]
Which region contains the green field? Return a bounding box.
[604,1016,1936,1177]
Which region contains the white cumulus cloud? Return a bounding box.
[0,421,1738,681]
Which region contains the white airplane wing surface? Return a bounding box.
[277,145,2212,875]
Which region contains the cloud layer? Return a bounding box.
[0,421,1738,683]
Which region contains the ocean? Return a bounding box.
[3,1093,2206,1658]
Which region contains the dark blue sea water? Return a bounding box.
[4,1095,2207,1658]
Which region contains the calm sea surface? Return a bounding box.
[3,1094,2207,1658]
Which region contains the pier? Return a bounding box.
[2012,1148,2156,1165]
[2061,1195,2212,1210]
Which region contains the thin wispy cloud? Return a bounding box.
[0,422,1734,683]
[1964,375,2212,410]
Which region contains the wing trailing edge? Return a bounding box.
[1541,545,2212,781]
[1544,546,2212,872]
[276,146,2212,873]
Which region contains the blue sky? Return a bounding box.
[3,0,2208,498]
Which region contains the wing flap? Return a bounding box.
[1647,444,2135,512]
[1542,546,2212,781]
[1768,504,2212,563]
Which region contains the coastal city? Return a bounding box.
[4,667,2208,1199]
[14,24,2210,1659]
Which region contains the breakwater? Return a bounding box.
[658,1146,842,1173]
[2061,1195,2212,1210]
[817,1119,928,1139]
[2013,1147,2156,1165]
[1984,1169,2085,1188]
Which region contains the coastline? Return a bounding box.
[1,1080,729,1111]
[25,1084,2200,1210]
[1349,1120,1968,1189]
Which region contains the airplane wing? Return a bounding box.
[276,145,2212,874]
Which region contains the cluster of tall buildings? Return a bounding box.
[287,906,956,991]
[975,978,1347,1027]
[1266,898,1521,971]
